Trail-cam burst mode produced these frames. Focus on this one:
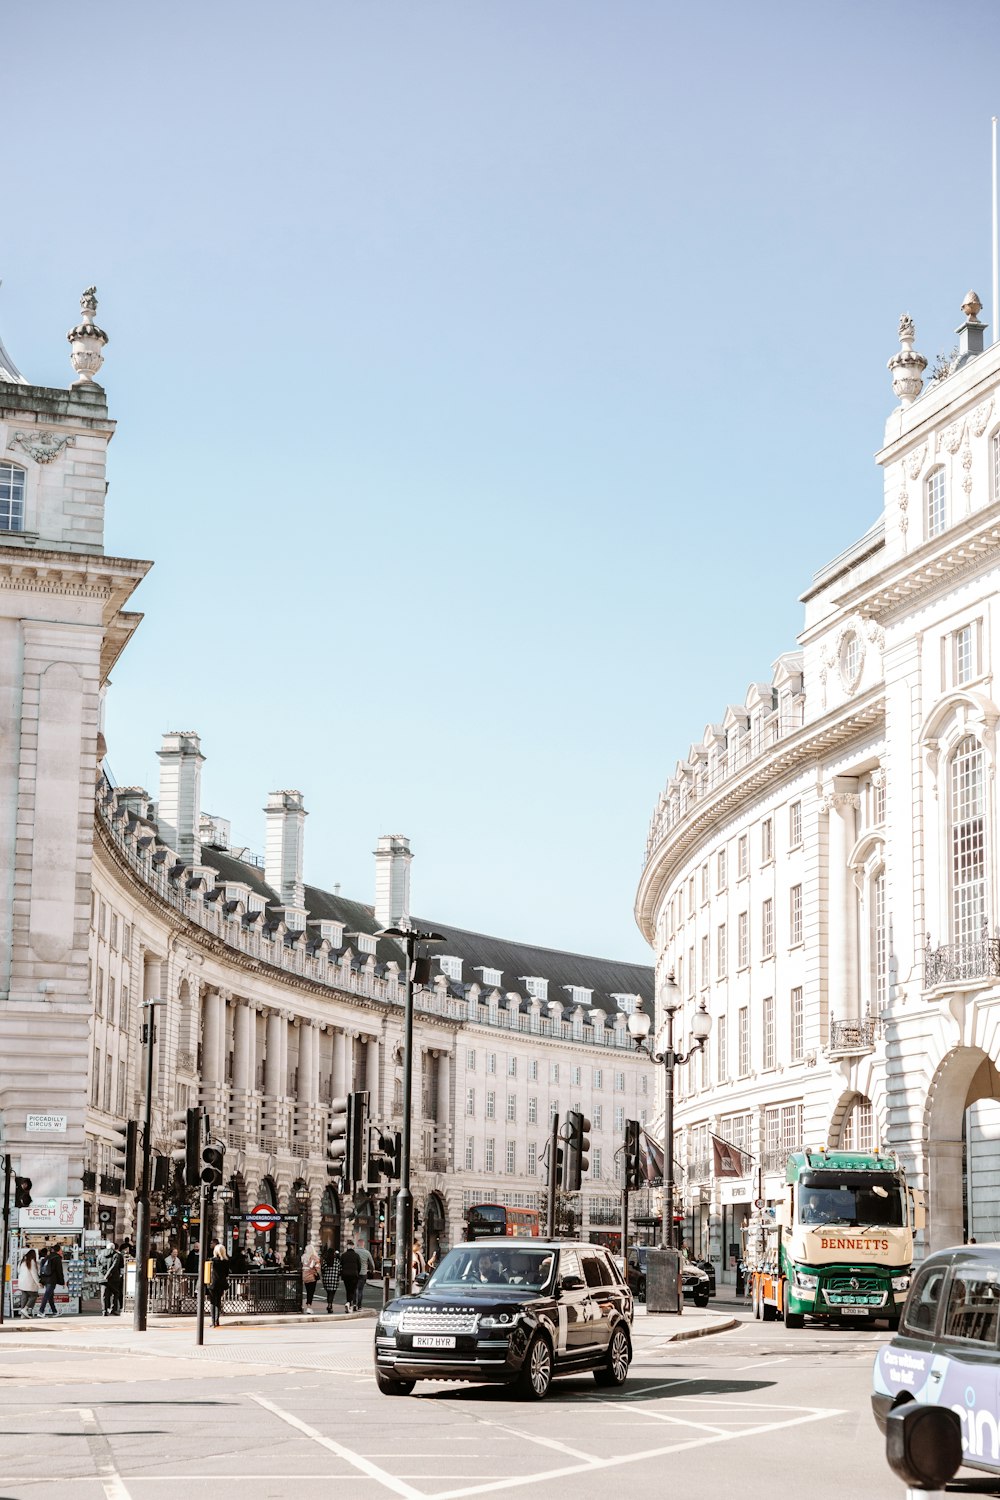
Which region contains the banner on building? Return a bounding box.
[711,1133,754,1180]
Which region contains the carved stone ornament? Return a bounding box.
[820,791,862,814]
[865,620,886,649]
[906,444,927,480]
[7,430,76,464]
[888,314,927,406]
[972,398,994,438]
[66,285,108,386]
[939,419,966,455]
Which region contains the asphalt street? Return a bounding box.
[0,1301,923,1500]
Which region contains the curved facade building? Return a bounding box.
[636,295,1000,1282]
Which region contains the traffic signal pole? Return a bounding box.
[134,999,161,1333]
[395,931,416,1299]
[195,1180,208,1346]
[0,1155,11,1327]
[546,1113,559,1239]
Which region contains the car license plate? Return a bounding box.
[413,1335,456,1349]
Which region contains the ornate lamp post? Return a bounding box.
[295,1184,311,1252]
[627,976,712,1312]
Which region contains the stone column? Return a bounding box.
[824,780,861,1023]
[201,989,226,1084]
[436,1050,451,1169]
[232,1001,256,1133]
[263,1010,287,1138]
[332,1029,348,1101]
[298,1021,319,1150]
[365,1034,380,1107]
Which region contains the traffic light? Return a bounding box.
[110,1121,138,1192]
[14,1176,32,1208]
[624,1119,642,1190]
[169,1107,202,1188]
[347,1091,369,1189]
[200,1139,226,1188]
[367,1125,400,1185]
[562,1110,591,1192]
[327,1096,349,1182]
[153,1155,171,1192]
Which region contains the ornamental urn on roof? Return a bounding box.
[66,285,108,387]
[887,312,927,406]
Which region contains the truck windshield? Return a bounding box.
[798,1184,904,1227]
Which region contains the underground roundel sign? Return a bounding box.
[248,1202,281,1233]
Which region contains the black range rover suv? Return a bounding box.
[374,1239,633,1399]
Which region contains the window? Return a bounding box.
[485,1139,495,1172]
[465,1141,475,1170]
[762,898,774,958]
[942,1263,1000,1345]
[104,1052,112,1111]
[123,922,131,955]
[486,1091,496,1119]
[478,966,503,988]
[466,1088,475,1116]
[120,986,129,1032]
[791,987,804,1061]
[762,817,773,863]
[508,1056,517,1078]
[874,776,886,825]
[676,954,683,996]
[687,945,695,996]
[872,868,887,1012]
[528,1096,537,1124]
[717,848,727,889]
[701,934,709,989]
[717,922,727,979]
[467,1049,476,1070]
[902,1263,946,1337]
[92,1048,101,1106]
[954,625,975,686]
[762,997,775,1070]
[789,800,802,847]
[641,1074,647,1095]
[840,630,862,690]
[506,1142,516,1174]
[527,1142,537,1175]
[594,1068,603,1090]
[614,1071,625,1092]
[487,1053,496,1074]
[117,1060,126,1116]
[0,462,25,532]
[701,863,709,903]
[506,1094,516,1122]
[687,875,696,913]
[110,913,119,950]
[550,1100,559,1121]
[926,467,947,539]
[717,1015,728,1081]
[738,1007,750,1075]
[790,884,802,946]
[737,912,749,969]
[108,977,116,1028]
[593,1104,603,1131]
[96,966,104,1016]
[529,1059,538,1082]
[737,834,749,879]
[614,1106,625,1133]
[523,977,548,1001]
[550,1062,559,1084]
[994,430,1000,503]
[572,1065,581,1086]
[593,1147,603,1177]
[951,736,986,948]
[842,1099,874,1152]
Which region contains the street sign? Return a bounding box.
[26,1114,67,1133]
[247,1203,282,1232]
[754,1197,765,1209]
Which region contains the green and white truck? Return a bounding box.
[744,1148,922,1329]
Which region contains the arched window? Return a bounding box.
[871,866,887,1013]
[841,1098,875,1151]
[0,462,25,532]
[926,467,947,539]
[950,735,987,949]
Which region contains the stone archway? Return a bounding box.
[924,1046,1000,1250]
[320,1185,341,1250]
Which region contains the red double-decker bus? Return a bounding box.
[465,1204,541,1240]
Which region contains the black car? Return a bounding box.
[625,1246,711,1307]
[374,1239,633,1400]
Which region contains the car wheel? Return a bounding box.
[375,1371,416,1396]
[594,1326,631,1388]
[517,1332,554,1400]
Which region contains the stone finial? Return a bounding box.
[962,290,984,323]
[66,285,109,387]
[887,312,927,407]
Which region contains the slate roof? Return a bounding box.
[197,846,652,1016]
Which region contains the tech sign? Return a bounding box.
[19,1197,84,1230]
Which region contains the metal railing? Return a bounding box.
[924,936,1000,988]
[139,1270,303,1316]
[828,1018,877,1054]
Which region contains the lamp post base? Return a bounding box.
[645,1247,682,1313]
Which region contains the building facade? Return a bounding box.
[636,292,1000,1283]
[0,292,653,1269]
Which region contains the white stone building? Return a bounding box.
[636,291,1000,1284]
[0,292,653,1265]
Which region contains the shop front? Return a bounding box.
[719,1178,753,1292]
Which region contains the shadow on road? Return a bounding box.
[421,1375,775,1404]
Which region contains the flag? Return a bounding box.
[640,1129,664,1184]
[711,1132,753,1179]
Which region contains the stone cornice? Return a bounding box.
[832,508,1000,625]
[0,547,152,607]
[636,687,885,941]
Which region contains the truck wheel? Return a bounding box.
[784,1311,804,1329]
[762,1301,778,1322]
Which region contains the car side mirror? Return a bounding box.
[414,1271,429,1288]
[560,1274,586,1292]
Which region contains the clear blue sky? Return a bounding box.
[5,1,999,962]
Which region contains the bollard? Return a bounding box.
[884,1403,962,1498]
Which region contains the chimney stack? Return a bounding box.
[374,834,412,929]
[156,731,205,864]
[264,790,307,911]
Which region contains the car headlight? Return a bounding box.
[378,1309,402,1330]
[478,1312,518,1330]
[891,1275,911,1292]
[794,1270,819,1289]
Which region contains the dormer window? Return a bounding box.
[439,955,463,982]
[0,462,25,532]
[357,933,377,956]
[522,976,548,1001]
[476,966,503,988]
[564,985,593,1006]
[926,467,947,539]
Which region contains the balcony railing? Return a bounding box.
[924,936,1000,988]
[828,1018,877,1055]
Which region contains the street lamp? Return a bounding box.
[377,920,445,1297]
[628,977,711,1312]
[134,996,164,1333]
[295,1184,311,1250]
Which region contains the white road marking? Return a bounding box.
[735,1357,789,1370]
[456,1414,596,1462]
[78,1407,134,1500]
[600,1401,732,1437]
[249,1392,423,1499]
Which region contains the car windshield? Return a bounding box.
[424,1246,556,1292]
[798,1184,904,1227]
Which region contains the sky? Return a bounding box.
[5,1,1000,963]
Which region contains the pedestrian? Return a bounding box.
[16,1249,40,1318]
[183,1243,200,1274]
[208,1243,229,1328]
[37,1241,65,1317]
[301,1241,321,1313]
[165,1245,184,1313]
[354,1241,375,1310]
[320,1244,341,1313]
[411,1241,426,1283]
[340,1241,361,1312]
[102,1243,124,1316]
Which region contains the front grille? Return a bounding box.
[824,1276,883,1295]
[399,1310,479,1335]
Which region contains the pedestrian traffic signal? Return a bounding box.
[327,1096,349,1182]
[110,1121,138,1192]
[200,1139,226,1188]
[624,1119,642,1190]
[14,1175,32,1208]
[562,1110,591,1193]
[169,1107,202,1188]
[367,1125,400,1185]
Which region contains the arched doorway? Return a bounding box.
[255,1175,279,1259]
[320,1185,341,1250]
[424,1191,446,1265]
[924,1046,1000,1249]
